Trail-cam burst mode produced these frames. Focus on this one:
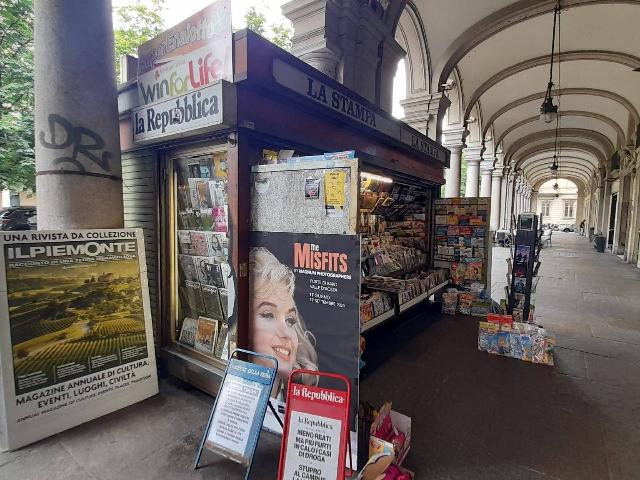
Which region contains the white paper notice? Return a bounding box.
[283,411,342,480]
[206,375,261,458]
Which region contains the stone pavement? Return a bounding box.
[1,232,639,479]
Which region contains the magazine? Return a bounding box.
[184,280,206,313]
[201,284,224,321]
[188,178,202,209]
[178,254,199,282]
[178,230,195,255]
[177,185,192,210]
[193,256,224,287]
[196,180,213,208]
[219,288,228,318]
[514,293,526,309]
[178,317,198,347]
[190,231,209,257]
[205,231,228,258]
[213,206,228,233]
[194,317,218,356]
[214,323,229,359]
[199,208,214,231]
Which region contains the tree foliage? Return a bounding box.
[244,5,292,51]
[244,6,266,37]
[0,0,35,191]
[113,0,165,80]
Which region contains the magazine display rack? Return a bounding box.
[506,213,540,322]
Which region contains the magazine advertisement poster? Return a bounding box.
[0,229,159,451]
[248,232,360,439]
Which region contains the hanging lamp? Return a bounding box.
[540,4,561,123]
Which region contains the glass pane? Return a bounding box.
[173,150,231,363]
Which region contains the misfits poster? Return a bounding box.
[248,232,360,436]
[0,229,158,451]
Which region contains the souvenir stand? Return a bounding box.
[117,29,450,398]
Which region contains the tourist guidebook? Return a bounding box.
[0,229,158,450]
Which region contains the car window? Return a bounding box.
[23,210,36,218]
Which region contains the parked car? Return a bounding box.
[558,223,575,232]
[0,207,37,231]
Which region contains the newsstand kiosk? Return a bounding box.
[118,28,450,453]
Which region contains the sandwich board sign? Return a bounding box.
[195,349,277,478]
[278,369,352,480]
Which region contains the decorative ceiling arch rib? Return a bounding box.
[482,88,640,138]
[533,175,587,190]
[532,174,588,191]
[496,111,625,149]
[506,129,614,164]
[512,141,607,169]
[519,150,600,172]
[396,1,431,95]
[463,50,640,120]
[434,0,640,93]
[525,162,595,182]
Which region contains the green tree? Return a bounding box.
[113,0,165,80]
[270,22,292,50]
[0,0,35,191]
[243,5,293,51]
[244,6,266,37]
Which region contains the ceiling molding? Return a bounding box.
[529,169,590,185]
[507,129,614,163]
[532,174,588,190]
[434,0,640,92]
[397,1,432,93]
[525,162,595,182]
[520,152,600,171]
[496,111,626,148]
[512,141,607,169]
[483,88,640,138]
[464,50,640,120]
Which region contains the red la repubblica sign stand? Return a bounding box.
[278,369,352,480]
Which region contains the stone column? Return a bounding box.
[282,0,342,79]
[444,145,463,198]
[464,145,482,198]
[479,161,493,197]
[490,166,503,231]
[35,0,123,229]
[531,190,539,214]
[442,128,465,198]
[501,167,511,229]
[599,180,611,235]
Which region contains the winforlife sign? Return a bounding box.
[0,229,158,451]
[136,0,232,106]
[132,82,223,143]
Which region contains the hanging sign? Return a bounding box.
[132,82,224,143]
[271,58,449,166]
[278,370,352,480]
[136,0,232,106]
[195,350,277,476]
[0,229,158,451]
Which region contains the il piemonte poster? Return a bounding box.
[248,232,360,441]
[0,229,158,450]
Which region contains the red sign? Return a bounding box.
[278,370,351,480]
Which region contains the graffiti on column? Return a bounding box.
[39,113,112,172]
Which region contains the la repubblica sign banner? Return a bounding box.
[0,229,159,451]
[132,0,232,144]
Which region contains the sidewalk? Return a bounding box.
[2,232,639,479]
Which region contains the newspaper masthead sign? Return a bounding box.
[0,229,158,451]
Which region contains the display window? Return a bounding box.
[168,145,233,367]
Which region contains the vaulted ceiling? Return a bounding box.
[401,0,640,189]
